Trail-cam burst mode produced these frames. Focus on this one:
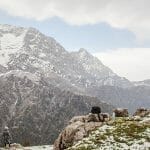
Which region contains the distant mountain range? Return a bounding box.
[133,79,150,86]
[0,24,149,145]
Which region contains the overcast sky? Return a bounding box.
[0,0,150,81]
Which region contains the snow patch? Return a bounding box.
[0,70,40,83]
[22,145,53,150]
[39,53,46,58]
[0,29,27,66]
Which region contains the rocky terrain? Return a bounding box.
[54,109,150,150]
[0,24,150,145]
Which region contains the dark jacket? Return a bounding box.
[2,129,11,144]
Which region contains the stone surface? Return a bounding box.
[134,108,150,117]
[66,110,150,150]
[113,108,129,117]
[54,114,103,150]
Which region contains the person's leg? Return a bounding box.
[97,113,101,121]
[97,113,104,122]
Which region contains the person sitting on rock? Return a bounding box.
[91,106,103,121]
[2,126,12,147]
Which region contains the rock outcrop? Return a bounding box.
[134,108,150,117]
[61,109,150,150]
[113,108,129,117]
[54,108,150,150]
[54,113,110,150]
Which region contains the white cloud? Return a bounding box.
[0,0,150,41]
[94,48,150,81]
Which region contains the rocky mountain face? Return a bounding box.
[0,71,113,146]
[85,85,150,113]
[0,24,132,90]
[0,24,150,145]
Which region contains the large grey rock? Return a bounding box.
[134,108,150,117]
[54,114,103,150]
[113,108,129,117]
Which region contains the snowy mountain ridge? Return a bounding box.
[0,24,133,89]
[0,26,27,67]
[0,24,150,113]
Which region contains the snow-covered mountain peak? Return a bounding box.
[0,24,133,88]
[78,48,90,56]
[77,48,98,61]
[0,24,68,68]
[71,48,113,76]
[23,26,68,57]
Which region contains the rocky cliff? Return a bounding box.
[54,109,150,150]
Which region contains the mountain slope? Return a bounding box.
[70,48,132,88]
[0,24,150,113]
[0,70,113,146]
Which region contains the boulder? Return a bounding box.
[133,108,150,117]
[113,108,129,117]
[54,114,103,150]
[101,113,110,121]
[87,113,101,122]
[69,115,88,124]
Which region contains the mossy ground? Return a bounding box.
[68,117,150,150]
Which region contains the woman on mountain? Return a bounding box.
[2,126,12,147]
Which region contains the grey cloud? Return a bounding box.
[0,0,150,40]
